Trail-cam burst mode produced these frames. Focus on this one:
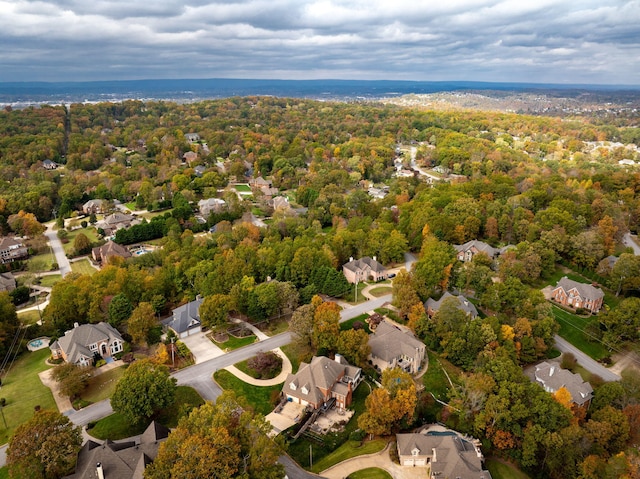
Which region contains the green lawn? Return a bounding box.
[340,314,372,333]
[0,349,56,445]
[374,307,403,324]
[422,350,460,401]
[368,286,392,297]
[213,369,280,416]
[89,386,204,439]
[27,251,57,272]
[280,343,301,373]
[38,274,62,287]
[485,458,532,479]
[80,366,126,404]
[234,184,252,192]
[62,227,100,254]
[70,258,98,276]
[0,466,8,479]
[17,309,42,325]
[311,439,387,473]
[552,305,609,360]
[348,468,392,479]
[213,333,256,350]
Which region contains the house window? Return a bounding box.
[111,341,123,354]
[90,343,98,351]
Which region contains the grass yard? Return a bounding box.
[89,386,204,439]
[80,366,126,404]
[485,458,532,479]
[0,466,8,479]
[18,309,42,325]
[348,468,392,479]
[71,258,98,276]
[213,333,256,350]
[422,350,460,401]
[311,439,387,474]
[280,343,302,373]
[214,369,280,415]
[27,251,57,272]
[38,274,62,287]
[374,307,403,324]
[0,349,56,445]
[234,184,252,192]
[552,305,609,360]
[62,227,100,254]
[340,313,371,333]
[367,286,392,297]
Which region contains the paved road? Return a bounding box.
[554,335,620,382]
[623,232,640,255]
[44,222,71,277]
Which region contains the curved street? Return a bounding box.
[554,335,620,382]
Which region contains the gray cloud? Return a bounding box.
[0,0,639,84]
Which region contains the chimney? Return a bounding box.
[96,462,105,479]
[432,448,437,462]
[349,257,353,262]
[373,256,377,262]
[73,322,79,329]
[334,353,343,364]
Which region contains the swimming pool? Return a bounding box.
[27,337,50,351]
[135,249,151,255]
[29,339,42,348]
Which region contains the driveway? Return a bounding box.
[44,222,71,277]
[321,443,424,479]
[623,232,640,255]
[180,332,225,363]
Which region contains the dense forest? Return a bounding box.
[2,97,640,478]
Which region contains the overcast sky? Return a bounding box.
[1,0,639,85]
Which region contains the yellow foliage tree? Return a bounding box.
[553,386,573,410]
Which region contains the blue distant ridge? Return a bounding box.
[1,78,638,104]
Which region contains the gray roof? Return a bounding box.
[454,239,509,259]
[0,272,16,292]
[93,241,132,262]
[64,421,169,479]
[554,276,604,301]
[534,361,594,406]
[425,292,478,318]
[54,322,124,364]
[166,297,203,334]
[343,256,386,274]
[369,320,424,363]
[397,428,490,479]
[283,356,361,406]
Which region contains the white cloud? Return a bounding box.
[0,0,638,84]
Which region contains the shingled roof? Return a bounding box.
[425,292,478,318]
[534,361,594,406]
[369,320,424,364]
[342,256,386,274]
[555,277,604,301]
[54,322,124,364]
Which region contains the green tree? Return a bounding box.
[199,294,230,331]
[108,293,133,327]
[0,291,19,365]
[111,359,177,425]
[72,232,91,255]
[412,236,455,299]
[601,297,640,346]
[144,392,283,479]
[312,301,340,352]
[336,329,370,368]
[7,409,82,479]
[51,362,92,398]
[289,302,318,352]
[127,302,157,345]
[392,269,421,319]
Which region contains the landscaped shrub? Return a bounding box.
[247,351,282,379]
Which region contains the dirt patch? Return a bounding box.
[211,332,229,343]
[609,350,640,376]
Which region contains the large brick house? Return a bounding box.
[551,277,604,313]
[50,322,124,366]
[0,236,29,263]
[282,355,361,410]
[342,256,388,284]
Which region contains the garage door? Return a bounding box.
[414,459,426,466]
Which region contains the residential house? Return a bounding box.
[82,199,105,214]
[368,320,425,374]
[194,165,207,177]
[0,236,29,263]
[183,151,198,165]
[0,272,16,292]
[250,176,272,188]
[367,186,389,200]
[165,296,203,338]
[95,213,141,237]
[198,198,226,219]
[50,322,125,366]
[534,361,593,407]
[342,256,388,284]
[454,239,505,262]
[63,421,169,479]
[270,196,291,211]
[185,133,200,143]
[551,276,604,313]
[397,425,490,478]
[282,355,361,410]
[92,240,132,264]
[42,159,57,170]
[425,291,478,319]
